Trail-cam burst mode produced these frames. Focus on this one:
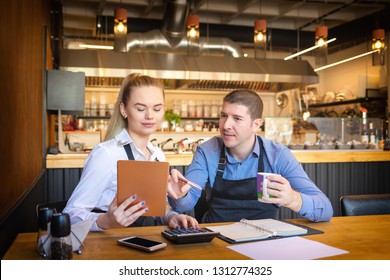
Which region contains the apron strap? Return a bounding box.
[216,135,265,178]
[124,143,135,160]
[257,135,265,172]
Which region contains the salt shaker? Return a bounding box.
[50,213,73,260]
[37,207,56,258]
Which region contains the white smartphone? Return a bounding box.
[117,236,167,252]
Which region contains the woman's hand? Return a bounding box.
[167,169,192,199]
[96,194,148,230]
[167,213,199,229]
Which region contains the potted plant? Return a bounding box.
[164,109,181,131]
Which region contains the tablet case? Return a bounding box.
[117,160,169,216]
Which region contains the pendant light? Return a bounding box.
[114,7,128,52]
[254,19,267,43]
[314,25,328,66]
[254,0,266,59]
[186,0,200,57]
[372,28,385,66]
[186,15,199,39]
[114,8,127,35]
[254,19,267,59]
[186,14,200,56]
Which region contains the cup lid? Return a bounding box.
[38,207,56,230]
[50,213,71,237]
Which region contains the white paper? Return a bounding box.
[227,236,349,260]
[70,219,93,251]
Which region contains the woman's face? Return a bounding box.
[120,86,165,136]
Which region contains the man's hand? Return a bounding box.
[260,174,303,213]
[167,169,192,199]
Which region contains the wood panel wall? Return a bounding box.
[46,161,390,219]
[0,0,51,220]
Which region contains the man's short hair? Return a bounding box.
[223,89,263,120]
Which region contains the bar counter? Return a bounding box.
[45,150,390,218]
[46,150,390,168]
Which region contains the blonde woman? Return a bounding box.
[64,73,198,231]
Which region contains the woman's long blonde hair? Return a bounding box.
[104,73,165,141]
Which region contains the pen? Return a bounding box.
[178,177,203,191]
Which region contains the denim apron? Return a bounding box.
[203,136,279,223]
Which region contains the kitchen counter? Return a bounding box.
[46,150,390,169]
[45,150,390,218]
[46,152,194,168]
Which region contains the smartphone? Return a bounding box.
[117,236,167,252]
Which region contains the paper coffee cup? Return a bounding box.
[257,172,276,200]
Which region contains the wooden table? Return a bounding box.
[3,215,390,260]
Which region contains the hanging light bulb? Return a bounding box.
[188,28,197,38]
[114,8,127,35]
[117,21,125,33]
[371,28,385,66]
[315,25,328,46]
[317,37,326,46]
[256,32,264,42]
[372,29,385,50]
[254,19,267,44]
[254,19,267,59]
[186,14,200,56]
[186,15,200,39]
[114,8,128,52]
[314,25,329,66]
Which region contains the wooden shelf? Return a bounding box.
[308,97,387,108]
[154,130,219,134]
[78,116,110,120]
[180,117,218,121]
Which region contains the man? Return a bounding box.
[168,89,333,223]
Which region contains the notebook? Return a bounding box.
[117,160,169,216]
[206,218,309,243]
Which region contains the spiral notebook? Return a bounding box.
[206,218,312,244]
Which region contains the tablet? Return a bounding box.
[117,160,169,216]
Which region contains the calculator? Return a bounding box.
[161,228,220,244]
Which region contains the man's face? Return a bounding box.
[219,102,261,153]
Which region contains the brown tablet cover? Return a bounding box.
[117,160,169,216]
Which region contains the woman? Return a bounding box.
[63,73,198,231]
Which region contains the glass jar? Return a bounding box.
[203,122,210,132]
[99,103,106,117]
[107,103,115,116]
[196,100,203,117]
[37,207,56,258]
[181,100,188,117]
[218,100,223,115]
[50,213,73,260]
[172,100,180,115]
[184,120,194,132]
[203,101,211,118]
[90,104,98,117]
[84,100,90,117]
[188,100,196,117]
[211,100,219,118]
